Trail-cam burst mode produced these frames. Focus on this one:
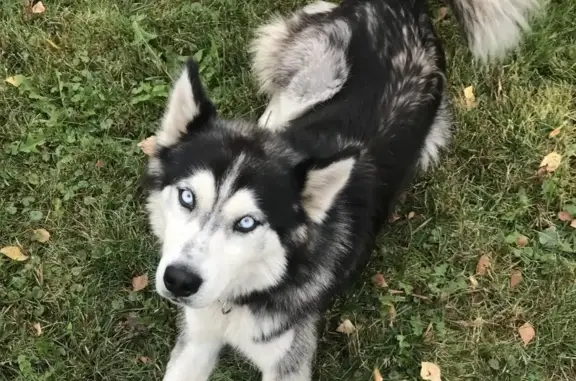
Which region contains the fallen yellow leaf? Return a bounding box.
[571,219,576,229]
[5,75,25,87]
[132,274,149,292]
[539,152,562,173]
[1,246,29,261]
[420,361,442,381]
[31,1,46,13]
[138,135,157,156]
[510,269,523,289]
[516,235,529,248]
[336,319,356,335]
[407,211,416,220]
[32,228,51,243]
[373,368,383,381]
[518,322,535,346]
[32,322,42,336]
[464,86,475,100]
[475,255,491,276]
[463,86,477,110]
[549,127,562,138]
[558,211,573,222]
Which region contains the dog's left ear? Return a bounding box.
[156,58,216,147]
[294,150,358,224]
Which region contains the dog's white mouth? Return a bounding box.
[156,287,191,306]
[165,294,195,308]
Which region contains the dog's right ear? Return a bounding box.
[156,58,216,147]
[293,149,359,224]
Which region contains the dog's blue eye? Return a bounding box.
[234,216,259,233]
[178,188,195,209]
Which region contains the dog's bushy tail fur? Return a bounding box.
[447,0,541,61]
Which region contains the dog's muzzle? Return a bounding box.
[163,264,203,297]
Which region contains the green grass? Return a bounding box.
[1,0,575,380]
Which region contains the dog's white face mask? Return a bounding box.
[147,168,288,309]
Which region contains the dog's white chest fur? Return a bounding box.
[182,305,296,374]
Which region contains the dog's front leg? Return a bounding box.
[163,327,223,381]
[258,320,318,381]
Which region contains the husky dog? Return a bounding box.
[144,0,540,380]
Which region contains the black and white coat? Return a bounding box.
[144,1,540,380]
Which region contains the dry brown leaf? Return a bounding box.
[374,272,388,288]
[138,356,153,364]
[389,289,404,295]
[1,246,29,261]
[516,235,529,248]
[539,152,562,173]
[549,127,562,138]
[468,275,479,289]
[571,219,576,229]
[518,322,535,346]
[132,274,149,292]
[388,305,397,327]
[373,368,383,381]
[475,255,491,276]
[32,228,50,243]
[96,160,104,168]
[407,211,416,220]
[138,136,157,156]
[336,319,356,335]
[463,86,477,110]
[32,322,42,336]
[510,269,523,289]
[388,213,401,223]
[31,1,46,13]
[420,361,442,381]
[558,211,574,222]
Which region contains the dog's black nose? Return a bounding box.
[163,265,203,297]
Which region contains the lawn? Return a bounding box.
[1,0,575,380]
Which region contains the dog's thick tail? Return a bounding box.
[447,0,541,61]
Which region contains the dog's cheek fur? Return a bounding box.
[221,229,289,300]
[146,190,166,242]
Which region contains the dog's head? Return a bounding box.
[145,59,357,308]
